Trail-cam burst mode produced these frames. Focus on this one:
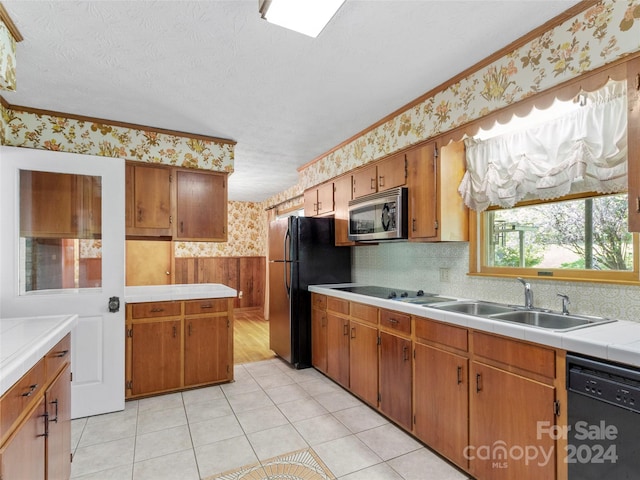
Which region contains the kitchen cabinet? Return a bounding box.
[352,153,406,199]
[304,181,334,217]
[20,170,101,238]
[126,298,233,398]
[348,302,378,406]
[126,163,172,237]
[406,141,468,241]
[413,317,469,469]
[627,56,640,232]
[333,174,355,246]
[0,334,72,480]
[469,331,557,480]
[379,331,412,429]
[311,294,328,373]
[326,297,350,387]
[125,239,172,286]
[175,169,227,241]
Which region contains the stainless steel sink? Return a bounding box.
[488,310,615,331]
[432,301,517,316]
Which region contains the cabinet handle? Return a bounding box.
[321,314,327,327]
[378,175,384,187]
[457,366,463,385]
[387,318,399,324]
[49,399,59,423]
[200,304,213,309]
[370,178,376,190]
[37,412,49,438]
[22,384,38,397]
[636,196,640,213]
[402,345,409,362]
[343,323,349,336]
[173,325,177,338]
[350,327,356,339]
[476,373,482,393]
[180,221,184,233]
[137,209,143,222]
[52,349,69,358]
[412,218,416,232]
[150,308,164,313]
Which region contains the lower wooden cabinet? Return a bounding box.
[311,303,328,373]
[126,298,234,398]
[379,331,412,430]
[349,320,378,406]
[327,313,350,388]
[0,334,72,480]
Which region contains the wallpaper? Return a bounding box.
[175,200,267,257]
[266,0,640,208]
[0,19,16,91]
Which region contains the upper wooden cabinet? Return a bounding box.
[175,170,227,241]
[304,182,334,217]
[20,170,101,238]
[627,56,640,232]
[125,162,228,240]
[406,141,468,242]
[126,163,172,237]
[352,153,407,199]
[333,174,355,246]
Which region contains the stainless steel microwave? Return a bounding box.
[348,187,408,241]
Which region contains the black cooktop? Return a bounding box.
[334,285,434,300]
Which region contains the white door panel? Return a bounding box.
[0,146,125,418]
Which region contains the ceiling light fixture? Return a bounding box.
[259,0,345,38]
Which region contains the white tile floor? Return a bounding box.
[70,358,470,479]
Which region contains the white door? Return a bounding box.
[0,146,125,419]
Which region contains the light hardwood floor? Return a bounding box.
[234,309,276,364]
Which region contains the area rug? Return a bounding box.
[205,448,336,480]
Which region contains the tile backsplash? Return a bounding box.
[352,242,640,323]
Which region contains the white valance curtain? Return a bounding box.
[458,80,628,212]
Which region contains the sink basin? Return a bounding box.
[488,310,615,331]
[432,301,517,316]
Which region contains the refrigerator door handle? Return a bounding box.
[284,227,291,298]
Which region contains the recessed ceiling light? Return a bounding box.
[259,0,346,38]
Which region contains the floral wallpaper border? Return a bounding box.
[266,0,640,208]
[0,19,16,91]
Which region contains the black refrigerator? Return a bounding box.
[268,216,351,368]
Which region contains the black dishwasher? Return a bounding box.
[567,353,640,479]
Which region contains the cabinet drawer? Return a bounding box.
[0,358,46,444]
[350,302,378,324]
[45,334,71,378]
[184,298,227,315]
[380,309,410,335]
[473,331,555,379]
[327,297,349,315]
[131,301,181,319]
[415,317,468,352]
[312,294,327,310]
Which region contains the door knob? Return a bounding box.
[108,296,120,313]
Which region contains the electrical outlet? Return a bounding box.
[439,268,450,283]
[238,291,243,299]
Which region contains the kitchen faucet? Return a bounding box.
[558,294,570,315]
[517,278,534,309]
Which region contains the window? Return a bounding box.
[476,193,638,283]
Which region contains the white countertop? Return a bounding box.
[124,283,237,303]
[309,283,640,368]
[0,314,78,396]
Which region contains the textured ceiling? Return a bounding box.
[1,0,580,202]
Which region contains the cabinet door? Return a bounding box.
[349,320,378,406]
[46,364,72,480]
[0,397,45,480]
[376,153,406,192]
[184,316,230,386]
[311,307,328,373]
[131,320,182,395]
[352,164,378,199]
[176,170,227,240]
[407,143,437,239]
[327,313,349,387]
[414,343,468,469]
[128,164,172,235]
[316,182,335,215]
[304,188,318,217]
[379,332,412,429]
[333,174,355,246]
[469,361,556,480]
